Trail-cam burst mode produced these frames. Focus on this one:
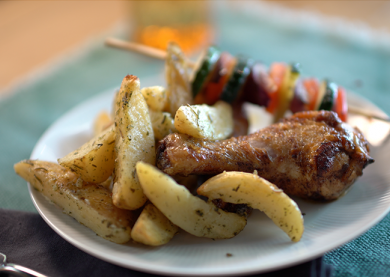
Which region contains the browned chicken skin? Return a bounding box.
[157,111,374,201]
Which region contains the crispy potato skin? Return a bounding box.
[113,75,156,210]
[58,125,115,183]
[14,160,137,244]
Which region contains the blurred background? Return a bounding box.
[1,3,390,277]
[1,0,390,92]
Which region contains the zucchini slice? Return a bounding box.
[191,46,221,98]
[194,52,237,105]
[317,80,338,111]
[220,55,253,104]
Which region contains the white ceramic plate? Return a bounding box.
[29,76,390,276]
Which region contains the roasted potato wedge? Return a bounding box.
[149,109,177,140]
[14,160,137,244]
[174,101,233,140]
[165,42,193,115]
[136,162,247,239]
[99,174,114,191]
[197,171,304,242]
[113,75,156,210]
[131,203,179,246]
[141,86,168,112]
[93,110,113,136]
[58,125,115,183]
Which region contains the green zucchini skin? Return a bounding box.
[191,46,221,98]
[318,80,338,111]
[220,56,253,104]
[290,63,301,82]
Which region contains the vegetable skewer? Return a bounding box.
[105,37,390,123]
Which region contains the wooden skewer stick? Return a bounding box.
[105,37,167,60]
[105,37,196,68]
[348,105,390,122]
[105,37,390,123]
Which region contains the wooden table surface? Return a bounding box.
[1,1,389,94]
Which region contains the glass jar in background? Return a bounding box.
[129,1,214,55]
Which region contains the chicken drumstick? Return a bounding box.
[157,111,374,201]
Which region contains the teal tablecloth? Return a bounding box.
[1,2,390,276]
